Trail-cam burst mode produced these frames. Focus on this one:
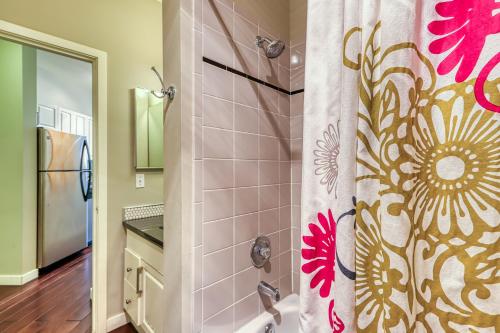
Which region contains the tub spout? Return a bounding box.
[258,281,280,302]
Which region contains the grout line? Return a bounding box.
[203,57,304,96]
[200,7,205,326]
[203,124,289,138]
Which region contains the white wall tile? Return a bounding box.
[234,104,258,134]
[259,185,279,210]
[235,133,259,160]
[203,127,233,159]
[234,76,259,108]
[259,209,279,235]
[234,267,259,302]
[203,304,234,333]
[235,160,258,187]
[203,247,234,286]
[204,189,234,222]
[203,63,234,100]
[235,187,258,215]
[204,159,234,190]
[203,276,234,319]
[234,293,259,330]
[259,161,280,185]
[204,95,233,130]
[203,0,233,35]
[203,218,234,253]
[234,213,258,244]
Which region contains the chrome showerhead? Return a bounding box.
[256,35,285,59]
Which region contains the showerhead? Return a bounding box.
[256,36,285,59]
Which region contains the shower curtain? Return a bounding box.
[300,0,499,332]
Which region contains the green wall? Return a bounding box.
[22,46,38,274]
[0,39,24,276]
[0,40,37,277]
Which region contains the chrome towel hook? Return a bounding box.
[151,66,176,101]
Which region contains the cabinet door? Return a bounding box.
[60,109,71,133]
[124,279,140,325]
[37,105,57,128]
[124,248,141,287]
[141,269,164,333]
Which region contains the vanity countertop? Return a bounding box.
[123,215,163,248]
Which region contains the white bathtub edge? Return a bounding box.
[236,294,299,333]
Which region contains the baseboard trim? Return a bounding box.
[0,269,38,285]
[107,312,129,332]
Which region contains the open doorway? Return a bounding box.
[0,38,94,331]
[0,21,108,332]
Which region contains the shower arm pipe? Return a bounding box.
[151,66,176,101]
[256,36,273,46]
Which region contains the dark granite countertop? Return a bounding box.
[123,215,163,248]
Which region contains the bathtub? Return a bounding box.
[237,294,299,333]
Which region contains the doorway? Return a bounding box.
[0,20,108,332]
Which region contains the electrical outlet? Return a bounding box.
[136,174,145,188]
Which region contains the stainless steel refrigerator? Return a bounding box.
[37,127,91,268]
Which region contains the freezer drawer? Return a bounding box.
[38,171,87,268]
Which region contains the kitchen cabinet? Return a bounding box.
[124,231,164,333]
[37,104,93,157]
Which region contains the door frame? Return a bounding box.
[0,19,108,332]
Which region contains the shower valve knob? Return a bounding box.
[259,247,271,260]
[251,236,272,268]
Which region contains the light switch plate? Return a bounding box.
[136,174,145,188]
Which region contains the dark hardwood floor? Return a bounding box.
[110,323,136,333]
[0,248,136,333]
[0,248,92,332]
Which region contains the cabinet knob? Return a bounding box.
[125,298,132,305]
[126,267,132,272]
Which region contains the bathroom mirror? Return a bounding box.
[134,88,164,169]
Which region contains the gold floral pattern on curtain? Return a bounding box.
[344,22,500,332]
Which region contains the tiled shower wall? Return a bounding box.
[191,0,306,331]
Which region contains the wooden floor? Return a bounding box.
[0,248,136,333]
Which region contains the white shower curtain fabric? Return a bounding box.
[300,0,499,332]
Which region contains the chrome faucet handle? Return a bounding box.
[251,236,272,268]
[259,247,271,260]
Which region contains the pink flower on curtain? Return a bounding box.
[329,300,345,333]
[301,209,337,298]
[428,0,500,112]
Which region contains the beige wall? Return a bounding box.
[0,0,163,318]
[162,0,194,330]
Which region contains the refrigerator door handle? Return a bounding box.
[79,140,91,202]
[80,170,91,202]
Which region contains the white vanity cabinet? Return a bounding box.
[142,269,164,332]
[124,231,164,333]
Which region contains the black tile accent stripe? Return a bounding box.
[290,88,305,95]
[203,57,304,96]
